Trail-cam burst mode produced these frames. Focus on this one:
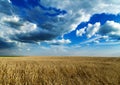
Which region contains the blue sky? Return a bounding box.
[0,0,120,56]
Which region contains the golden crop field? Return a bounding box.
[0,57,120,85]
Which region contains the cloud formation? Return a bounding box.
[77,22,100,38]
[77,21,120,44]
[0,0,120,54]
[99,21,120,40]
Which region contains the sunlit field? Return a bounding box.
[0,57,120,85]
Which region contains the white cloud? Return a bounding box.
[79,35,102,45]
[99,21,120,38]
[86,22,100,38]
[1,15,19,22]
[0,15,37,35]
[76,22,100,38]
[76,28,86,37]
[45,39,71,45]
[19,22,37,33]
[8,0,11,3]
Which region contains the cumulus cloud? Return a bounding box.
[99,21,120,39]
[76,28,86,37]
[76,22,100,38]
[77,21,120,44]
[86,22,101,38]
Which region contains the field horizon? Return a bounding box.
[0,56,120,85]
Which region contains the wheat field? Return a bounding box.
[0,57,120,85]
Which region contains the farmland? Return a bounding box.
[0,57,120,85]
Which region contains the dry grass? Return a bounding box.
[0,57,120,85]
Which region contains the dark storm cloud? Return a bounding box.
[0,38,15,49]
[6,0,67,43]
[11,29,58,43]
[4,20,23,29]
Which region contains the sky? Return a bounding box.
[0,0,120,56]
